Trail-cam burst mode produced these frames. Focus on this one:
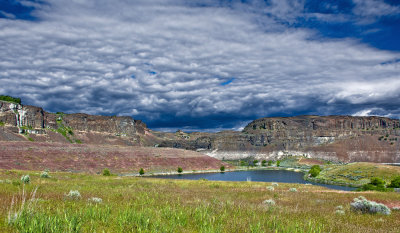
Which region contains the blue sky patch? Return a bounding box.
[220,78,235,86]
[0,0,41,21]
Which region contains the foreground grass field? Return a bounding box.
[0,169,399,232]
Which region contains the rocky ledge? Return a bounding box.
[157,115,400,163]
[1,100,399,163]
[0,100,149,146]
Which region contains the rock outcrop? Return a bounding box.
[157,116,400,163]
[1,100,399,163]
[0,100,151,146]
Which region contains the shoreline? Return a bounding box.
[121,166,306,177]
[122,165,361,190]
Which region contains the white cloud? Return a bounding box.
[0,0,399,130]
[353,109,373,116]
[353,0,400,18]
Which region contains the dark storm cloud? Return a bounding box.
[0,0,399,131]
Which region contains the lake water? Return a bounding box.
[154,169,356,191]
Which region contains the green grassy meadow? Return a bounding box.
[0,169,399,232]
[312,162,400,187]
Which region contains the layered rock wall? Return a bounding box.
[0,100,145,139]
[1,100,399,163]
[158,116,400,163]
[241,115,399,150]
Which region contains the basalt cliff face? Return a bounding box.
[157,116,400,163]
[1,100,399,163]
[0,100,230,172]
[0,100,151,146]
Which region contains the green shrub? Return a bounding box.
[68,129,74,135]
[388,176,400,188]
[359,177,387,191]
[309,165,321,177]
[220,166,225,172]
[177,167,183,174]
[102,168,111,176]
[261,160,267,166]
[276,160,281,167]
[370,177,385,186]
[268,161,272,166]
[0,95,21,104]
[240,161,247,166]
[253,160,259,166]
[12,180,21,186]
[139,168,145,175]
[21,175,30,184]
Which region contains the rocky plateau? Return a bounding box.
[1,100,399,165]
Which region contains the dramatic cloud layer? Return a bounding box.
[0,0,399,131]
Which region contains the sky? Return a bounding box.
[0,0,399,132]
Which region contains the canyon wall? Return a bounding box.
[0,100,150,146]
[157,116,400,163]
[1,100,399,163]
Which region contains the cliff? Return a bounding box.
[1,100,399,163]
[157,116,400,163]
[0,100,151,146]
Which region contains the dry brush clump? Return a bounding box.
[87,197,103,204]
[350,196,391,215]
[289,188,297,192]
[65,190,81,200]
[7,185,38,225]
[335,205,345,215]
[263,199,275,206]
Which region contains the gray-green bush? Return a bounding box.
[350,196,391,215]
[40,171,50,178]
[66,190,81,200]
[20,175,30,184]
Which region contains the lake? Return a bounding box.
[154,169,356,191]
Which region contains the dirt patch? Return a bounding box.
[298,158,325,165]
[0,141,230,173]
